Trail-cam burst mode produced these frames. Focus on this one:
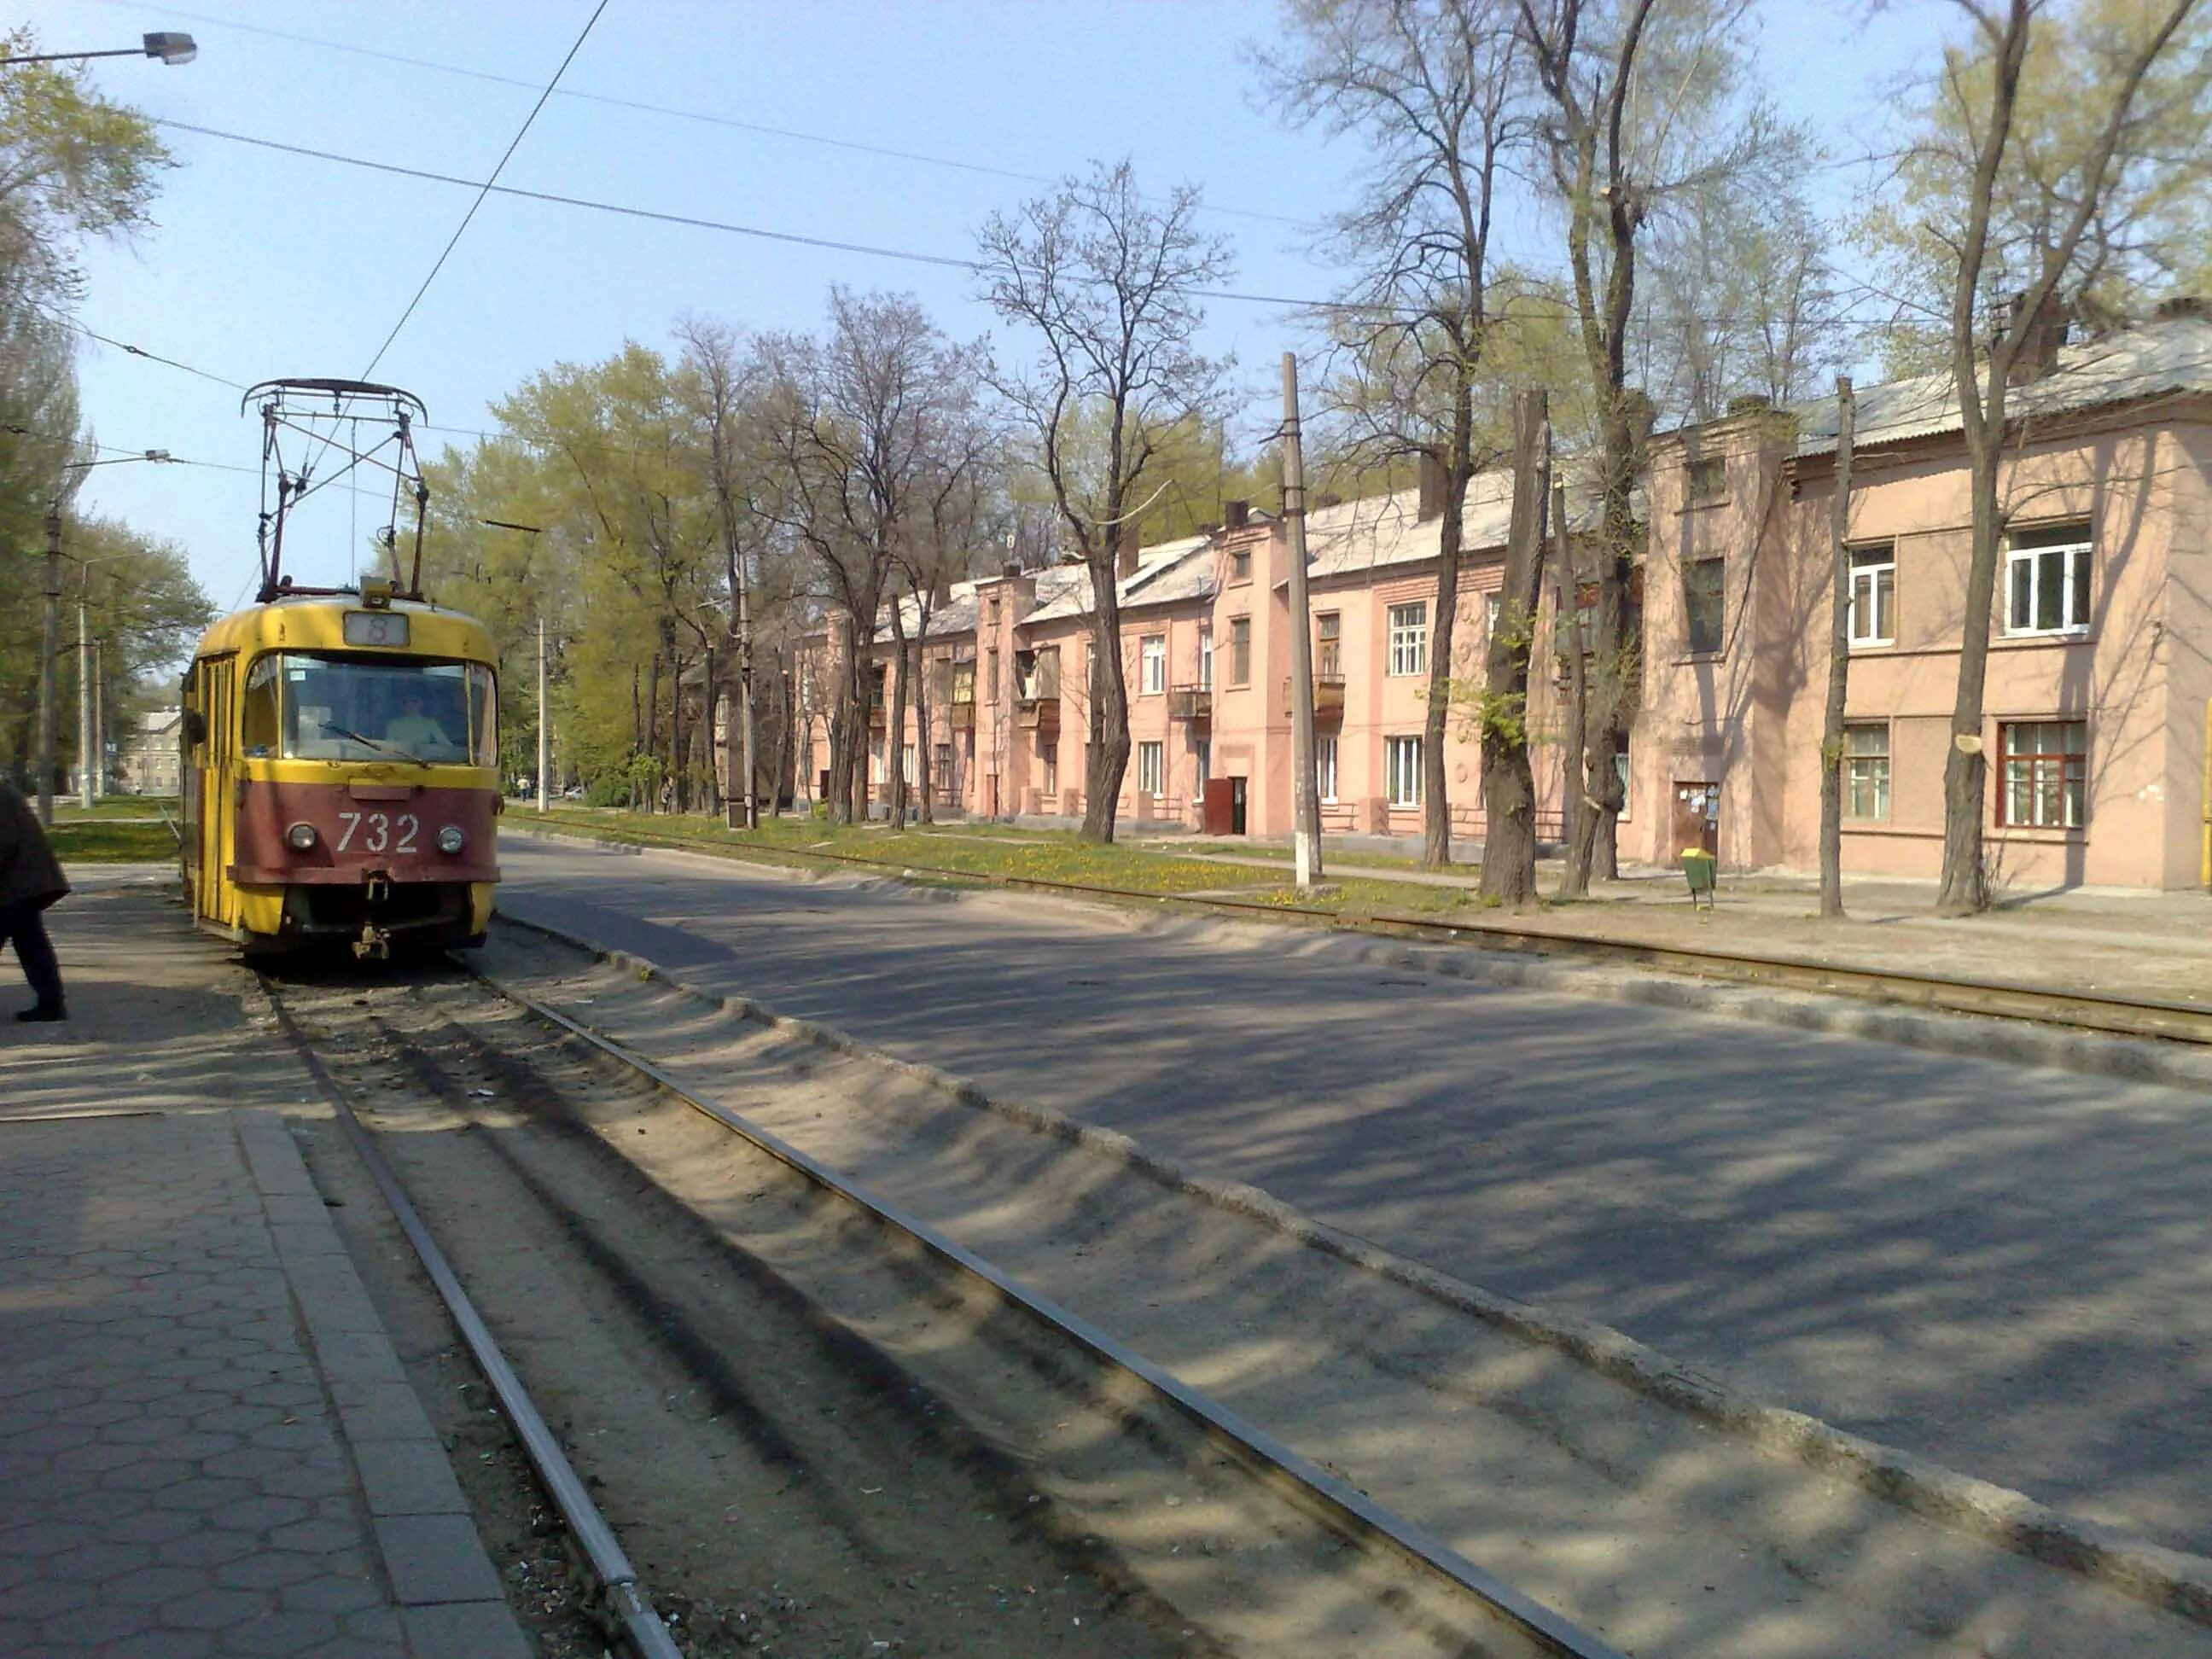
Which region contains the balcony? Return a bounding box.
[1283,672,1346,720]
[948,698,975,731]
[1167,685,1211,722]
[867,697,888,731]
[1016,694,1059,736]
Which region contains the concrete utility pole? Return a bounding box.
[77,590,94,810]
[1281,352,1323,888]
[735,548,758,830]
[36,506,60,826]
[536,616,550,813]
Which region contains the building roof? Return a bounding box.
[1790,312,2212,457]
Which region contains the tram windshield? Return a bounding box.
[242,654,497,766]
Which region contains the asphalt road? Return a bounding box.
[498,833,2212,1558]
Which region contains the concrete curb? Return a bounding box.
[493,905,2212,1630]
[503,822,2212,1091]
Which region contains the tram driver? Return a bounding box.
[384,691,457,758]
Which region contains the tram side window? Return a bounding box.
[242,656,282,757]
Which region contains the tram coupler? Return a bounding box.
[353,923,392,962]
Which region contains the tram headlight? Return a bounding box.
[285,822,319,851]
[436,824,466,855]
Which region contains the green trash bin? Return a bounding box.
[1680,847,1717,910]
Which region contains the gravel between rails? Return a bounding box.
[267,967,1535,1659]
[463,922,2212,1659]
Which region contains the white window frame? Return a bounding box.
[1388,602,1429,678]
[1140,634,1166,696]
[1386,735,1423,807]
[1842,723,1889,821]
[900,742,917,785]
[1195,736,1211,789]
[1848,544,1895,647]
[1138,740,1164,796]
[2005,528,2092,637]
[1040,741,1057,796]
[1316,734,1338,804]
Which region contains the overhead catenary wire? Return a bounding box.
[91,0,1312,229]
[150,116,1908,328]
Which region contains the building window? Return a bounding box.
[1843,724,1889,821]
[934,742,954,791]
[1316,734,1338,803]
[2005,523,2091,635]
[1688,455,1726,503]
[1685,556,1725,655]
[1387,736,1423,807]
[1195,736,1210,789]
[900,743,917,785]
[1230,616,1251,685]
[1316,612,1341,678]
[1231,549,1252,583]
[1199,626,1214,690]
[1615,735,1633,821]
[986,648,999,701]
[1140,634,1166,695]
[952,659,975,705]
[1486,593,1502,642]
[1040,741,1057,796]
[1388,602,1428,677]
[1848,544,1895,647]
[1138,741,1164,795]
[1999,719,2086,829]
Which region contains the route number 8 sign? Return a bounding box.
[342,611,411,648]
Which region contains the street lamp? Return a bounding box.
[37,451,172,826]
[0,32,197,67]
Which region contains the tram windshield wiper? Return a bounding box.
[318,720,432,767]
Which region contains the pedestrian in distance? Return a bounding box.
[0,779,68,1022]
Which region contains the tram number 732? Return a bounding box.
[337,811,420,854]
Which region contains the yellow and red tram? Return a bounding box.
[181,582,501,958]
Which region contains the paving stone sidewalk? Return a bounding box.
[0,1100,528,1659]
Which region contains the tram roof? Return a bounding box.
[191,592,498,664]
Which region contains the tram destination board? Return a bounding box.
[343,610,410,648]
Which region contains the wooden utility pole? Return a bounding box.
[735,544,759,829]
[1819,375,1855,919]
[1281,352,1323,887]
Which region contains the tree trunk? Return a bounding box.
[1423,399,1472,868]
[701,643,722,815]
[1818,377,1855,918]
[1478,391,1549,905]
[1081,561,1132,842]
[1551,481,1586,864]
[1560,396,1639,893]
[645,654,663,813]
[886,594,911,830]
[1939,431,2005,911]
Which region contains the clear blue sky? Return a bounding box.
[29,0,1943,624]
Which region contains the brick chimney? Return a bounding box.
[1115,522,1141,578]
[2005,291,2071,387]
[1416,451,1447,522]
[1224,498,1249,531]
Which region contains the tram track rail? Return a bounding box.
[262,949,1630,1659]
[510,822,2212,1050]
[259,981,686,1659]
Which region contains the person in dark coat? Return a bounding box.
[0,780,68,1022]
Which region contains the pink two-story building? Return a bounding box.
[795,306,2212,888]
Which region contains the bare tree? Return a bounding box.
[677,315,769,827]
[978,160,1232,843]
[1262,0,1526,867]
[756,290,971,825]
[1520,0,1773,891]
[1891,0,2203,910]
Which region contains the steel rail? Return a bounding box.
[259,984,684,1659]
[462,961,1631,1659]
[518,824,2212,1048]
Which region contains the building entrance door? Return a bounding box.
[1671,781,1720,858]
